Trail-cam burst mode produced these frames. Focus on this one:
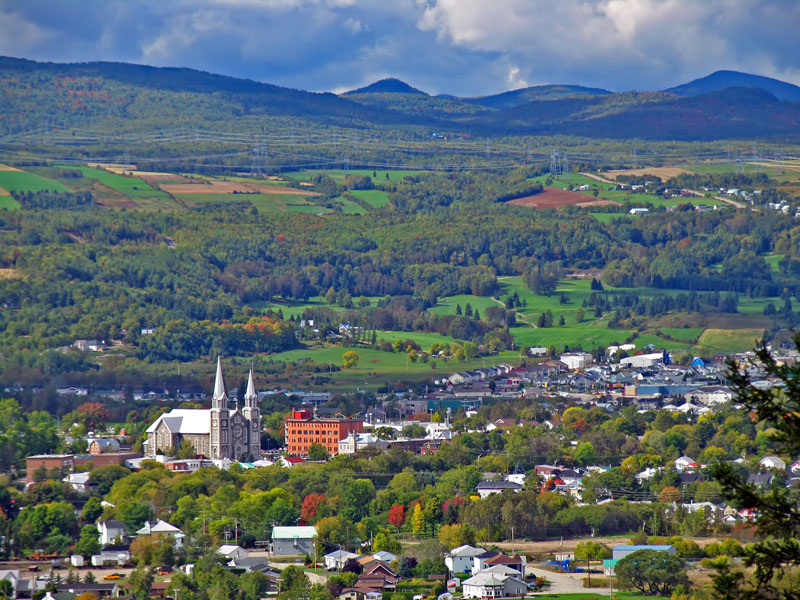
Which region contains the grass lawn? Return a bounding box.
[697,328,765,353]
[0,170,71,193]
[0,196,21,210]
[351,189,390,208]
[764,253,784,273]
[72,166,169,198]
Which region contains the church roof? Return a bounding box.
[146,409,211,434]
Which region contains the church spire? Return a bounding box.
[245,369,257,405]
[213,356,227,406]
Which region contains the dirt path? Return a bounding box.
[490,296,537,328]
[580,172,616,184]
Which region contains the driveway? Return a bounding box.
[531,568,612,596]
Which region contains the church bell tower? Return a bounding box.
[210,357,230,459]
[242,369,261,458]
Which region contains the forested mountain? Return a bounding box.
[665,69,800,102]
[1,56,799,141]
[344,78,427,95]
[458,84,612,109]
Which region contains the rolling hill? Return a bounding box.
[665,70,800,102]
[0,56,798,142]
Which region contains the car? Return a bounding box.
[155,566,173,575]
[104,573,124,580]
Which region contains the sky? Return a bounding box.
[1,0,798,97]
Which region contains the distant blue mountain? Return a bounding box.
[344,78,427,95]
[665,70,800,102]
[458,85,611,110]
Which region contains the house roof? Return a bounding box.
[272,526,317,539]
[613,545,674,552]
[217,545,245,556]
[484,554,522,566]
[462,572,522,587]
[326,549,358,560]
[137,519,182,535]
[450,545,486,557]
[101,520,126,529]
[145,409,211,434]
[476,481,522,490]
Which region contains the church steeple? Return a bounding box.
[212,356,227,408]
[245,369,257,407]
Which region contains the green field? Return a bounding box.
[510,326,633,350]
[697,328,765,353]
[629,333,692,352]
[350,189,391,208]
[72,166,169,198]
[375,330,468,349]
[286,169,428,184]
[0,170,71,193]
[270,345,521,385]
[659,327,704,342]
[765,253,784,273]
[178,193,330,214]
[0,196,21,210]
[589,212,636,224]
[334,196,368,215]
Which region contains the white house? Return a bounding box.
[97,520,127,546]
[217,545,248,561]
[476,481,522,499]
[338,433,388,455]
[136,520,185,548]
[462,571,527,599]
[325,549,358,571]
[760,456,786,471]
[445,545,486,575]
[674,456,698,473]
[0,570,20,598]
[63,472,91,493]
[692,386,734,406]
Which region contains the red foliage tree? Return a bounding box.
[388,504,406,529]
[300,494,326,523]
[76,402,110,430]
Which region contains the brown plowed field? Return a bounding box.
[160,181,318,195]
[0,186,9,196]
[509,188,620,209]
[0,164,21,171]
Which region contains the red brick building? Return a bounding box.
[284,409,363,456]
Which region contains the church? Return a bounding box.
[145,358,261,460]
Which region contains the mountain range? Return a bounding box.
[1,56,799,141]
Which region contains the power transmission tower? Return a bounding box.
[122,148,131,167]
[561,152,569,178]
[632,147,637,169]
[343,151,350,171]
[550,149,561,178]
[250,144,262,177]
[44,117,51,146]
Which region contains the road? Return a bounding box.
[580,172,616,184]
[531,567,612,596]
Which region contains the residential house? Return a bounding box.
[759,456,786,471]
[674,456,698,473]
[136,520,185,548]
[476,481,522,499]
[462,571,527,599]
[87,439,121,454]
[482,554,526,577]
[63,472,91,493]
[217,545,248,561]
[325,549,359,571]
[445,545,486,575]
[338,433,388,455]
[372,551,397,563]
[97,520,127,546]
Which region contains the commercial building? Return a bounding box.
[284,409,363,456]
